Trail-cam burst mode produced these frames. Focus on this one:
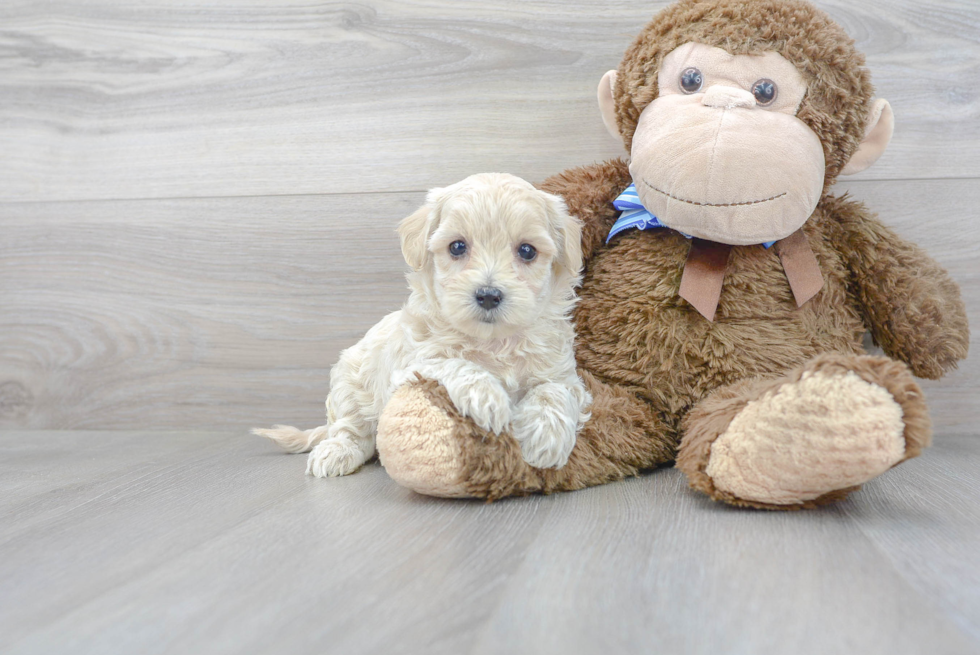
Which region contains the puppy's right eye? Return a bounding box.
[449,240,467,257]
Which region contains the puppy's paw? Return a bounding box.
[306,438,367,478]
[512,386,578,469]
[444,377,512,435]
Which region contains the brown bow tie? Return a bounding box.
[678,228,824,321]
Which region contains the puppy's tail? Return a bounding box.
[252,424,329,454]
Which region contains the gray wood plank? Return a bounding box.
[1,430,978,654]
[843,436,980,644]
[0,430,237,541]
[1,179,976,432]
[0,0,978,203]
[470,447,980,655]
[0,431,555,655]
[0,192,419,430]
[0,432,314,649]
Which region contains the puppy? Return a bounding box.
[254,173,591,477]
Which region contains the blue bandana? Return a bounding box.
[607,183,775,248]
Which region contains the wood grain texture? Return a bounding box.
[0,192,420,430]
[1,430,978,654]
[1,179,976,432]
[0,0,978,202]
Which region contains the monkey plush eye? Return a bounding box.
[679,68,703,94]
[517,243,537,261]
[449,240,467,257]
[752,79,778,106]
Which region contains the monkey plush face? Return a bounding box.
[598,0,895,247]
[627,43,824,245]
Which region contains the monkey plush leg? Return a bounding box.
[676,353,931,510]
[376,372,675,500]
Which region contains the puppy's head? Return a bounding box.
[398,173,583,339]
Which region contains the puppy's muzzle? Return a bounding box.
[475,287,503,311]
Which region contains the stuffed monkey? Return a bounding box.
[374,0,970,509]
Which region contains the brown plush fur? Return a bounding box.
[376,0,970,508]
[830,198,971,379]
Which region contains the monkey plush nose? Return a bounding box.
[702,85,756,109]
[475,287,503,310]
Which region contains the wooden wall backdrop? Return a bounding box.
[0,0,977,432]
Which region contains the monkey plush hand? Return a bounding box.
[375,0,969,509]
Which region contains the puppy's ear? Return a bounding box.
[544,193,583,277]
[397,190,442,271]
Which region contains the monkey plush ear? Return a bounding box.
[841,99,894,175]
[397,193,441,271]
[544,193,584,277]
[598,70,620,141]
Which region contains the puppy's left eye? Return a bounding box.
[449,240,467,257]
[517,243,537,261]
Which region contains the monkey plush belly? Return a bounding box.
[573,217,866,419]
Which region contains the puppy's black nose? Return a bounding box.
[475,287,503,310]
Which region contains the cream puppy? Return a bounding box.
[255,173,591,477]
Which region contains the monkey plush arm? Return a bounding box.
[831,201,970,380]
[538,159,633,263]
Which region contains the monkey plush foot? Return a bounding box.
[676,353,932,510]
[376,377,543,499]
[375,379,472,498]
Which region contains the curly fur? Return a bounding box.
[256,173,592,476]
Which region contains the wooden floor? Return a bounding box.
[2,1,979,653]
[1,430,978,655]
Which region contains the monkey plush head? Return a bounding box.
[598,0,894,246]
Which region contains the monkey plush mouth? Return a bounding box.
[641,179,787,208]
